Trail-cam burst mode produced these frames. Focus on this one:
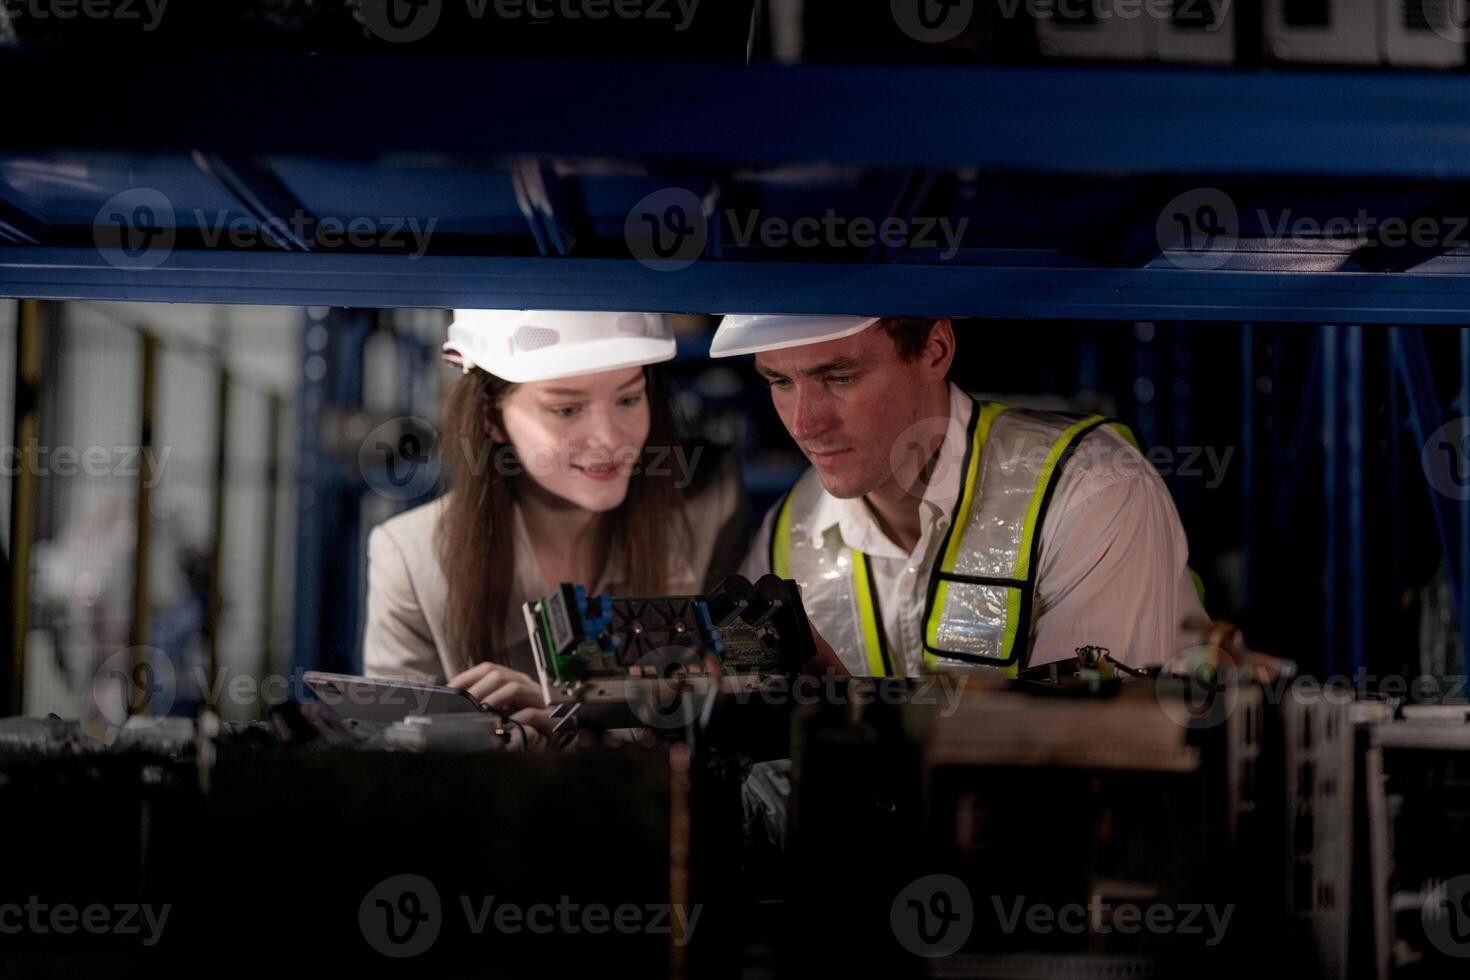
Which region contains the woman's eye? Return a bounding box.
[617,393,645,407]
[551,406,580,419]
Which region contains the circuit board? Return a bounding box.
[529,582,787,685]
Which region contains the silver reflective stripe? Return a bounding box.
[780,469,870,674]
[930,408,1096,664]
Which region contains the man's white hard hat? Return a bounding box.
[443,310,677,383]
[708,314,881,358]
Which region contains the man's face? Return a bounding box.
[755,324,942,500]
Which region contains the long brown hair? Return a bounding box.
[435,365,690,674]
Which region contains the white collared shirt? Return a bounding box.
[740,383,1208,675]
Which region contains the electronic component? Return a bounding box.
[524,573,818,732]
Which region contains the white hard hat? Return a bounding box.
[708,314,881,358]
[443,310,677,383]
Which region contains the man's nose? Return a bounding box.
[786,385,834,442]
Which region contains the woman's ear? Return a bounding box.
[484,416,507,444]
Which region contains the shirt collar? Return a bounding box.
[804,383,974,560]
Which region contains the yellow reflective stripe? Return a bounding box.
[1001,414,1109,663]
[772,489,795,580]
[1190,567,1206,604]
[849,550,889,677]
[1107,420,1141,451]
[924,401,1004,667]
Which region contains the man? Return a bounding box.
[715,314,1206,678]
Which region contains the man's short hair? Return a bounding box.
[878,317,940,362]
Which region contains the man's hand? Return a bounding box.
[448,663,554,740]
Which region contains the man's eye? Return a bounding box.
[766,378,790,390]
[829,375,854,385]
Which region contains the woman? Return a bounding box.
[362,310,750,739]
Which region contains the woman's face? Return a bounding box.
[496,366,652,512]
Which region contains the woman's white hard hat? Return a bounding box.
[708,314,881,358]
[443,310,677,383]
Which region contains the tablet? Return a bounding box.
[303,671,489,726]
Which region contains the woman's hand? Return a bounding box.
[448,663,555,741]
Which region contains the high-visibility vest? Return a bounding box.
[769,398,1143,678]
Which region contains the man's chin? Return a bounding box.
[812,467,871,500]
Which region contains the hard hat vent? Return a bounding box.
[513,326,560,352]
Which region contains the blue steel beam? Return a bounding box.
[19,249,1470,321]
[13,54,1470,178]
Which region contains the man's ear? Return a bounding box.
[925,318,956,380]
